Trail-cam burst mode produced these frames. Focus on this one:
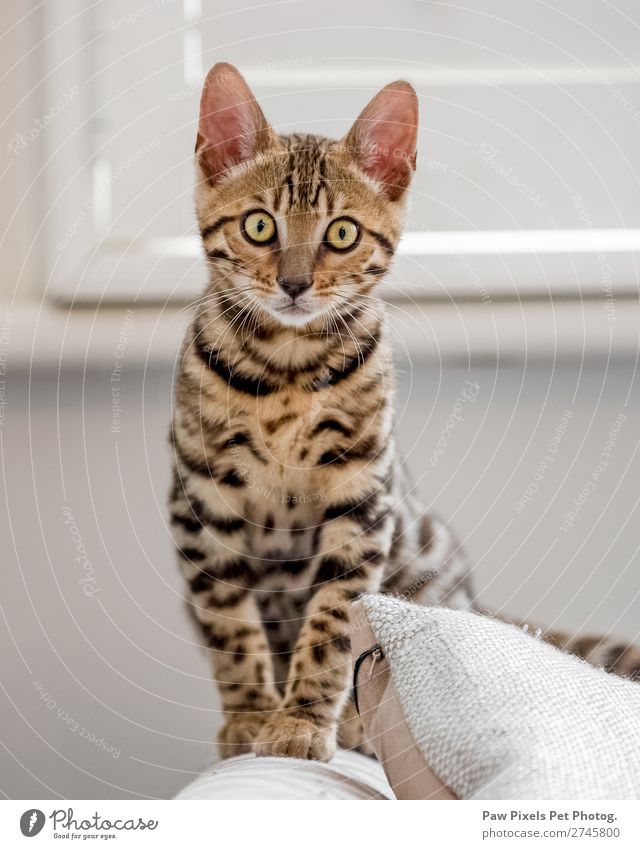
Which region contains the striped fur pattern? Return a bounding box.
[492,611,640,683]
[170,63,637,762]
[541,630,640,680]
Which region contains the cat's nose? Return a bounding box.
[277,275,313,300]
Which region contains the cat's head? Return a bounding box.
[195,62,417,330]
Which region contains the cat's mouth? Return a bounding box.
[280,302,312,316]
[264,296,326,328]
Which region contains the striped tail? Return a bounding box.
[540,629,640,681]
[490,610,640,682]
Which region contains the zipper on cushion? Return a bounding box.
[352,644,384,714]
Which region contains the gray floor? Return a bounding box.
[1,352,639,799]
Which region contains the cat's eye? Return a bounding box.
[325,218,360,251]
[243,210,277,245]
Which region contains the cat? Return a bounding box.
[169,62,639,762]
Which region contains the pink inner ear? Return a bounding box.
[197,63,270,181]
[347,82,418,201]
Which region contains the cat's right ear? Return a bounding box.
[196,62,275,184]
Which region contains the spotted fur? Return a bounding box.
[170,63,638,762]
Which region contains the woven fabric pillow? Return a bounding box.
[351,595,640,799]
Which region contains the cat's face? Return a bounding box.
[194,63,418,330]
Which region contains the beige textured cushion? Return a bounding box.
[350,601,456,800]
[351,595,640,799]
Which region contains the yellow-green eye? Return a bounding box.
[325,218,360,251]
[243,210,276,244]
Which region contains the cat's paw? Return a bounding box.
[253,715,336,761]
[218,712,271,759]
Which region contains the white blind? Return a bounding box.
[44,0,640,304]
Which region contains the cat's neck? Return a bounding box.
[193,294,388,380]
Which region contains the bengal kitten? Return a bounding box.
[170,63,639,762]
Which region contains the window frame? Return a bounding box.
[41,1,640,308]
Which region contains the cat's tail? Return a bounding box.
[492,612,640,681]
[539,628,640,681]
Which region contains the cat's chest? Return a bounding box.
[226,393,345,496]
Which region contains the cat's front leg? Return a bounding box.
[204,590,282,758]
[171,477,281,757]
[254,513,390,760]
[188,575,281,756]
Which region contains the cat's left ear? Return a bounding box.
[343,81,418,201]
